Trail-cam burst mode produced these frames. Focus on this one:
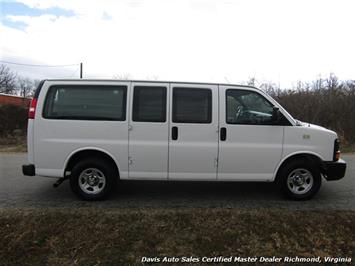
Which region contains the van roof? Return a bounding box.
[44,79,261,91]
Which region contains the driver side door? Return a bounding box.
[217,86,284,181]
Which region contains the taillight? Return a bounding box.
[333,139,340,161]
[335,151,341,161]
[28,98,37,119]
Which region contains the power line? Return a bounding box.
[0,60,79,67]
[69,68,80,78]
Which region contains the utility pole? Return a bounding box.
[80,62,83,79]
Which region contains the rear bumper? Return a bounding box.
[322,159,346,181]
[22,164,35,176]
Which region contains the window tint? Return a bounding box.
[226,89,274,125]
[173,87,212,123]
[132,86,166,122]
[43,85,127,120]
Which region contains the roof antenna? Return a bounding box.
[80,62,83,79]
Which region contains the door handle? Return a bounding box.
[172,126,178,140]
[220,127,227,141]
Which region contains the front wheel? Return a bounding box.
[70,158,117,200]
[277,159,321,200]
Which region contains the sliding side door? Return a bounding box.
[128,82,169,179]
[168,83,219,180]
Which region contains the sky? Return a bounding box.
[0,0,354,87]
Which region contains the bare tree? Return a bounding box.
[259,81,279,97]
[312,75,324,91]
[113,73,133,80]
[145,75,159,81]
[17,77,35,98]
[32,79,41,96]
[325,73,339,90]
[246,76,256,86]
[0,64,17,94]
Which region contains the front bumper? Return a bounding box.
[22,164,35,176]
[322,159,346,181]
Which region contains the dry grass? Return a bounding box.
[0,208,354,265]
[0,136,27,152]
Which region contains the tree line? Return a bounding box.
[247,74,355,144]
[0,64,39,98]
[0,64,354,144]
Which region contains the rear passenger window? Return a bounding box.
[132,86,167,122]
[172,87,212,123]
[43,85,127,120]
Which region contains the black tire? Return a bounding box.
[277,159,321,200]
[70,158,117,200]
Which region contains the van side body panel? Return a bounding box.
[168,83,219,180]
[28,79,341,184]
[282,125,336,162]
[269,124,338,181]
[217,85,284,181]
[128,82,170,179]
[33,81,129,178]
[27,120,35,164]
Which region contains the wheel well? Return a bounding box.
[276,153,324,180]
[65,150,120,178]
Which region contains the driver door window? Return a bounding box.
[226,89,274,125]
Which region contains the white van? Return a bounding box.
[22,80,346,200]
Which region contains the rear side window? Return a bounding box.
[43,85,127,121]
[132,86,167,122]
[172,87,212,123]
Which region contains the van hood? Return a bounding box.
[297,120,337,135]
[300,121,325,130]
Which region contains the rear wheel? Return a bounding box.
[277,159,321,200]
[70,158,117,200]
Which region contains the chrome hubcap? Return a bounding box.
[78,168,106,194]
[287,168,313,195]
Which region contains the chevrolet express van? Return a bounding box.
[22,80,346,200]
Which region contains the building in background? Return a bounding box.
[0,93,31,108]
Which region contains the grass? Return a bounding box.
[342,144,355,154]
[0,208,354,265]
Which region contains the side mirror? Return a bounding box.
[272,107,281,122]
